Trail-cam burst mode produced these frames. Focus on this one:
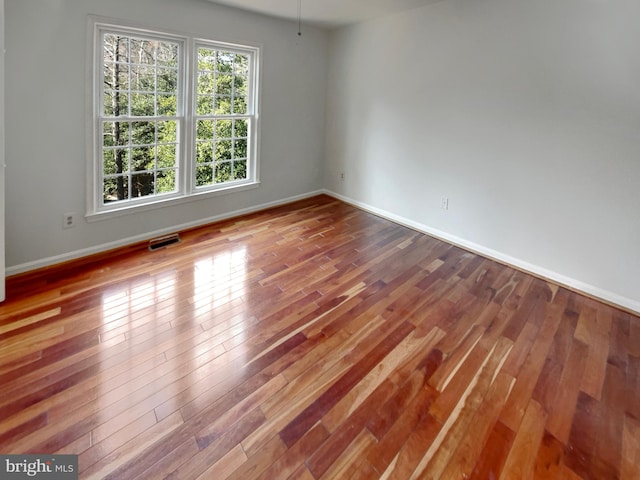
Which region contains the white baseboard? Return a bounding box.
[8,188,639,315]
[323,189,640,315]
[6,190,325,277]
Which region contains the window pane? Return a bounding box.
[214,95,231,114]
[234,54,248,71]
[157,169,176,193]
[158,121,177,143]
[234,138,247,159]
[131,65,155,92]
[157,42,178,67]
[198,72,215,94]
[104,35,129,63]
[131,93,155,116]
[104,176,128,203]
[197,120,214,140]
[104,148,130,175]
[103,149,115,174]
[103,122,114,146]
[196,142,213,164]
[215,74,232,95]
[197,95,214,115]
[104,63,129,91]
[132,146,155,171]
[116,148,130,173]
[216,140,232,161]
[104,91,129,117]
[233,54,249,102]
[196,165,213,186]
[103,121,130,146]
[217,119,232,138]
[103,92,114,116]
[198,47,216,71]
[233,119,247,138]
[233,74,247,96]
[132,121,155,145]
[116,122,130,146]
[233,96,247,114]
[157,144,176,168]
[132,172,155,197]
[158,94,177,116]
[216,52,233,73]
[130,39,156,64]
[234,160,247,180]
[157,68,177,92]
[215,162,232,183]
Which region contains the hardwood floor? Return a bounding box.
[1,194,638,479]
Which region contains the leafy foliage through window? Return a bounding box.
[92,21,259,215]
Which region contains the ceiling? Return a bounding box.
[205,0,443,29]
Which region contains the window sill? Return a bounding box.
[86,181,260,223]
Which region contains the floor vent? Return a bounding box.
[148,233,181,251]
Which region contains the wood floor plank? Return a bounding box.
[428,323,485,392]
[165,408,266,480]
[366,369,431,442]
[545,339,589,443]
[499,296,565,432]
[241,316,393,456]
[500,399,547,480]
[321,327,437,432]
[410,337,514,479]
[194,373,288,450]
[130,437,201,480]
[578,308,612,401]
[0,194,636,479]
[306,378,395,478]
[627,354,640,423]
[621,414,640,480]
[195,444,248,480]
[80,411,184,480]
[367,386,439,475]
[438,371,515,480]
[532,302,578,413]
[428,341,490,424]
[594,361,627,477]
[468,420,515,480]
[318,428,377,480]
[533,430,566,480]
[225,434,287,480]
[79,410,158,469]
[279,320,414,448]
[258,422,330,480]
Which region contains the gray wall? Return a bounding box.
[325,0,640,311]
[4,0,328,270]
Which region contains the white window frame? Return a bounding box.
[87,17,260,220]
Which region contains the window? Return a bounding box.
[101,33,180,204]
[195,46,250,187]
[89,20,260,217]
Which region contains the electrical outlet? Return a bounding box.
[63,212,78,229]
[440,196,449,210]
